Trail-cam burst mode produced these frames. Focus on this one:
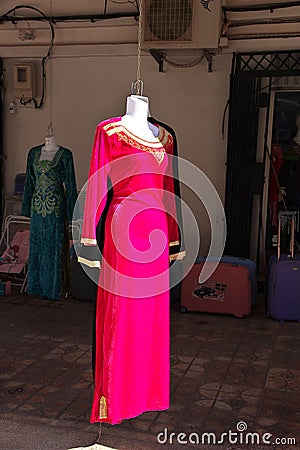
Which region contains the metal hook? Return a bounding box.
[131,80,144,96]
[47,121,54,137]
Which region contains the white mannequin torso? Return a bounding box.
[40,135,59,161]
[120,95,159,141]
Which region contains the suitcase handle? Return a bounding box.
[277,211,296,261]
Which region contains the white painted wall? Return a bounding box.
[1,0,300,255]
[2,47,231,255]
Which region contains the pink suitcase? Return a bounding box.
[181,259,251,318]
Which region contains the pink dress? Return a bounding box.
[80,117,184,424]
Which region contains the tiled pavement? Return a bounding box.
[0,292,300,450]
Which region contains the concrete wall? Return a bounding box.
[2,46,231,255]
[1,0,300,255]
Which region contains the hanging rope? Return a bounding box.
[48,57,54,135]
[131,0,143,96]
[48,0,54,134]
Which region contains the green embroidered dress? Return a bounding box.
[22,146,77,300]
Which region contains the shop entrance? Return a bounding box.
[224,50,300,277]
[264,90,300,261]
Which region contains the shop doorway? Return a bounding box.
[224,50,300,278]
[263,90,300,262]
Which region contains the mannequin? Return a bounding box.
[22,137,77,301]
[78,93,185,436]
[40,134,59,161]
[121,95,159,141]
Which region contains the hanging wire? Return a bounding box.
[6,5,55,109]
[104,0,108,14]
[131,0,143,96]
[48,0,54,133]
[48,53,54,135]
[104,0,138,14]
[164,53,205,69]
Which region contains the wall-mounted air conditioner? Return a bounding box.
[142,0,222,50]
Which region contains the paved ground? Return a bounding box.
[0,291,300,450]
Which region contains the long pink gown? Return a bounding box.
[80,117,184,425]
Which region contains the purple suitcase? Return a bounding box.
[268,212,300,321]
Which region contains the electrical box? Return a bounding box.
[13,63,37,98]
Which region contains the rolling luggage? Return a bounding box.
[181,256,252,318]
[268,211,300,321]
[192,255,257,306]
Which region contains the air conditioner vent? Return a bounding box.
[144,0,193,43]
[142,0,222,51]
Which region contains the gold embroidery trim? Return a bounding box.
[103,120,172,148]
[99,395,108,419]
[105,124,163,148]
[81,238,97,245]
[102,121,173,165]
[159,128,173,148]
[169,251,186,262]
[78,256,101,269]
[118,132,166,164]
[169,240,180,247]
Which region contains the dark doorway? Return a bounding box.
[266,91,300,259]
[224,51,300,265]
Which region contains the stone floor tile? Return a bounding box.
[224,361,268,388]
[270,350,300,370]
[1,293,300,449]
[266,368,300,392]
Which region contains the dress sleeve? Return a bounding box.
[21,148,35,218]
[78,124,111,268]
[64,150,78,221]
[163,135,186,262]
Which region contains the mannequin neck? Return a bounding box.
[121,95,158,141]
[125,95,149,119]
[40,135,59,161]
[45,135,59,152]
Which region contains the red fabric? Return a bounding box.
[82,117,178,424]
[0,230,30,274]
[269,144,283,227]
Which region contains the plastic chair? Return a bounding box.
[0,215,31,293]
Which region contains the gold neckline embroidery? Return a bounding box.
[103,120,171,165]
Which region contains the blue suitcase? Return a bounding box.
[268,211,300,321]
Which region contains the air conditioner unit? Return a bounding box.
[142,0,222,50]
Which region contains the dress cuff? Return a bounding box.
[78,256,101,269]
[78,243,102,269]
[81,237,97,245]
[169,251,186,262]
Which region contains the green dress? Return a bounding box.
[22,145,77,300]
